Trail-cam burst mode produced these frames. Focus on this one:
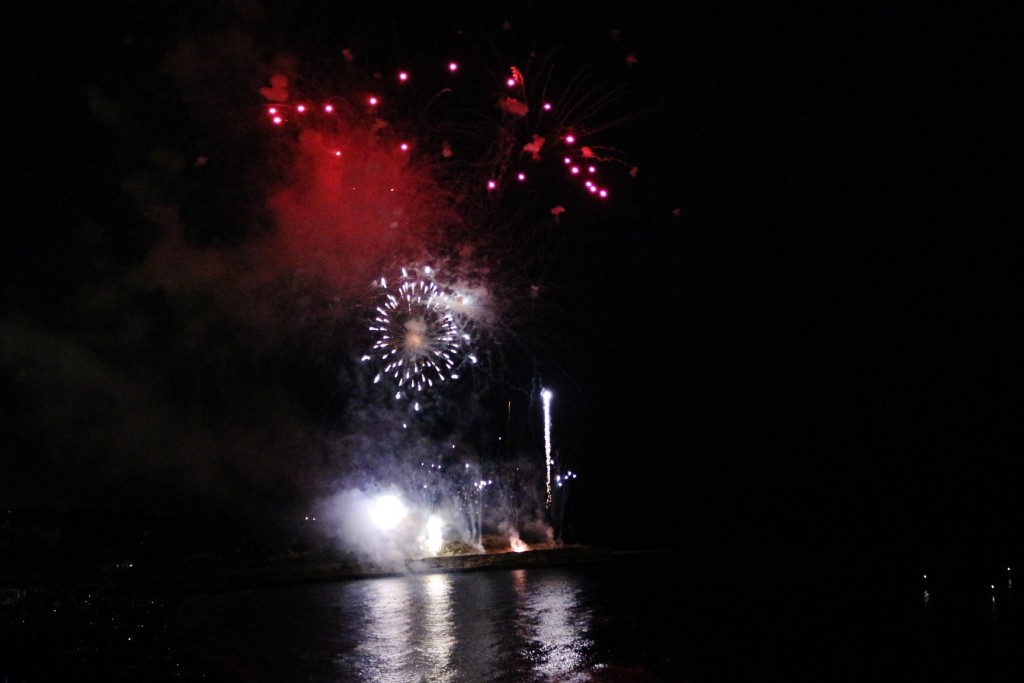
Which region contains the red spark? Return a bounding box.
[509,66,524,87]
[499,97,529,117]
[522,134,545,161]
[259,73,290,103]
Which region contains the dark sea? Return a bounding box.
[165,549,1023,683]
[3,545,1021,681]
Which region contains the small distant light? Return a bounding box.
[324,103,334,113]
[448,61,459,72]
[543,102,552,111]
[598,189,609,198]
[517,172,526,181]
[588,165,597,173]
[400,143,410,152]
[564,134,576,144]
[398,71,409,82]
[588,185,598,193]
[368,95,379,106]
[333,150,342,157]
[487,179,497,191]
[570,166,580,175]
[267,107,278,115]
[506,77,516,87]
[272,116,283,125]
[563,157,572,164]
[296,104,307,113]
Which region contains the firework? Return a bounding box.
[364,266,476,401]
[424,514,445,555]
[542,387,553,508]
[368,494,407,531]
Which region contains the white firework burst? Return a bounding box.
[365,267,472,399]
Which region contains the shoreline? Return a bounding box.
[129,544,669,595]
[3,543,672,606]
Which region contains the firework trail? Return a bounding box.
[542,387,553,507]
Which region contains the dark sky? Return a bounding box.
[5,2,1020,558]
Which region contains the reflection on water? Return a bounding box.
[336,574,459,681]
[174,556,1024,682]
[181,566,608,682]
[511,568,592,680]
[422,574,455,678]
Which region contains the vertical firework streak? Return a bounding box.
[542,388,553,508]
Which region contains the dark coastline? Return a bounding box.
[124,544,669,594]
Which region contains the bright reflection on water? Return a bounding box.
[343,569,592,682]
[179,566,608,683]
[511,569,592,679]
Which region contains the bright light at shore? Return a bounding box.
[368,494,407,530]
[425,515,444,555]
[510,532,528,553]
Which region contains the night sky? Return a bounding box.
[5,2,1020,564]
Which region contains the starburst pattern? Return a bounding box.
[365,267,469,398]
